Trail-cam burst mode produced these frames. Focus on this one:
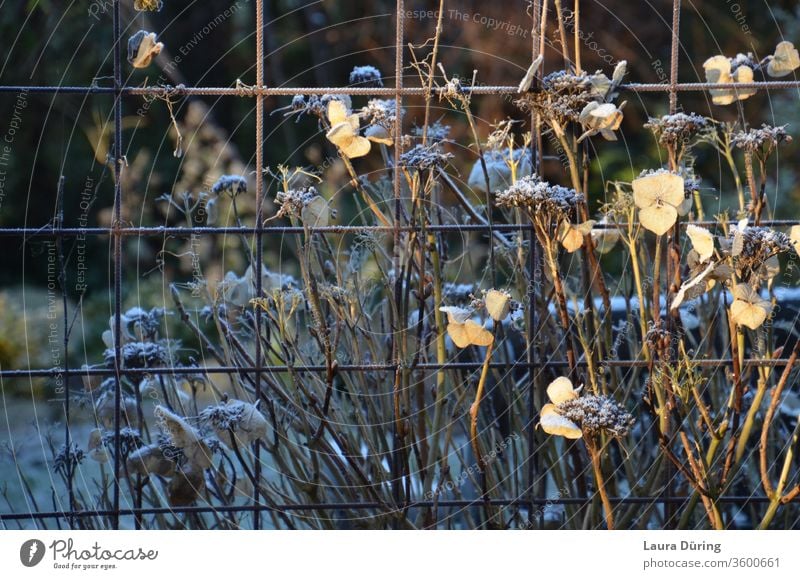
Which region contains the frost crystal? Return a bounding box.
[557,395,635,437]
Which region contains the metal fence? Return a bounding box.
[2,0,800,530]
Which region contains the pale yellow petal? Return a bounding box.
[485,289,511,322]
[547,376,579,405]
[341,135,371,159]
[731,299,768,330]
[560,222,585,253]
[327,100,349,126]
[768,41,800,77]
[326,121,356,148]
[686,224,714,261]
[540,404,582,439]
[464,320,494,346]
[639,204,678,236]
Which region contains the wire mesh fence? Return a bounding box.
[2,0,800,530]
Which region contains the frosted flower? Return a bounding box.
[702,54,756,105]
[767,41,800,78]
[495,176,583,224]
[731,284,772,330]
[731,124,792,159]
[400,144,453,171]
[468,149,533,193]
[632,171,686,236]
[360,99,400,145]
[211,174,248,197]
[127,31,163,69]
[728,224,791,283]
[275,185,331,226]
[200,398,268,448]
[104,341,168,369]
[557,395,635,437]
[644,113,709,146]
[349,65,383,87]
[154,405,213,469]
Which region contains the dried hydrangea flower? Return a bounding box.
[702,54,755,105]
[275,185,329,224]
[767,41,800,77]
[731,124,792,159]
[349,65,383,87]
[557,395,635,437]
[400,144,453,171]
[483,289,512,322]
[94,390,137,429]
[127,443,176,477]
[154,405,213,469]
[134,0,163,11]
[731,284,772,330]
[326,100,372,158]
[439,306,493,348]
[360,99,400,145]
[127,30,163,69]
[644,113,709,147]
[539,377,582,439]
[200,398,268,448]
[631,171,687,236]
[211,174,248,197]
[495,175,583,225]
[577,101,625,142]
[728,223,792,283]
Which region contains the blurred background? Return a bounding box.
[2,0,800,517]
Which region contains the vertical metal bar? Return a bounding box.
[527,0,542,530]
[391,0,405,519]
[663,0,682,528]
[111,0,124,531]
[253,0,266,530]
[56,176,74,529]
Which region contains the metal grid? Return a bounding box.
[1,0,800,529]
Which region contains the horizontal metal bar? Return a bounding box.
[2,358,798,380]
[0,495,780,522]
[0,224,532,238]
[2,219,798,239]
[1,81,800,97]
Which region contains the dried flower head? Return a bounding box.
[127,30,163,69]
[728,223,791,283]
[557,395,635,437]
[399,144,453,171]
[730,284,772,330]
[767,41,800,78]
[134,0,163,11]
[731,124,792,159]
[349,65,383,87]
[632,170,687,236]
[200,398,268,448]
[53,443,84,476]
[644,113,709,147]
[495,175,583,225]
[211,174,248,197]
[702,54,756,105]
[360,99,401,145]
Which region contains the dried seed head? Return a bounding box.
[644,113,709,146]
[495,175,583,223]
[211,174,248,197]
[349,65,383,87]
[557,395,635,437]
